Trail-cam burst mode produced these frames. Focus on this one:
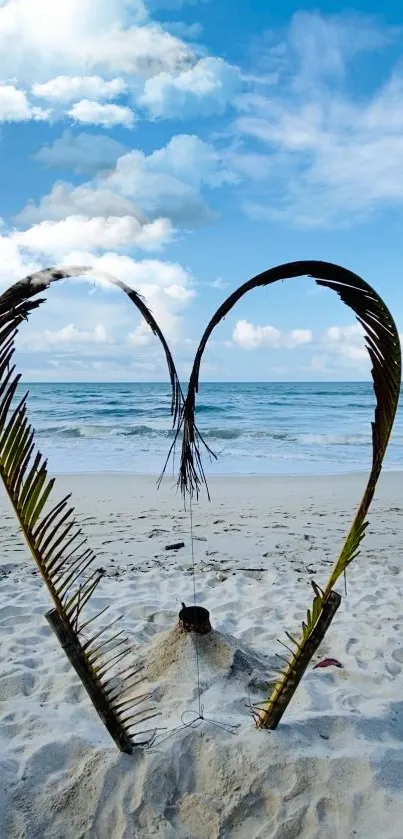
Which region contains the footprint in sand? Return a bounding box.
[271,808,308,839]
[315,796,340,836]
[0,670,38,700]
[391,646,403,664]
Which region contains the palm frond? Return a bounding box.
[0,265,181,752]
[176,260,401,726]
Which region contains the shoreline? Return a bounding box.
[47,468,403,480]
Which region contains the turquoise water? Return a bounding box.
[16,381,402,476]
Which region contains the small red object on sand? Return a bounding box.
[313,658,343,669]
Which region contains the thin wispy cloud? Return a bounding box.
[235,12,403,226]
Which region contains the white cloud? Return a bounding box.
[11,215,174,254]
[33,130,127,174]
[164,283,194,300]
[308,322,401,374]
[324,324,368,362]
[0,208,196,376]
[86,23,191,77]
[127,322,152,346]
[287,11,396,87]
[209,277,228,289]
[0,230,40,286]
[70,253,196,338]
[17,183,143,225]
[68,100,135,128]
[134,133,236,189]
[17,134,234,228]
[96,133,237,225]
[39,323,111,346]
[0,84,49,122]
[0,1,189,82]
[310,323,403,374]
[0,2,242,123]
[288,329,314,347]
[307,322,373,374]
[234,12,403,226]
[14,249,195,341]
[0,228,195,352]
[92,255,191,288]
[232,320,312,350]
[139,57,240,118]
[32,75,126,104]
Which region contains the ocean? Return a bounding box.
[15,381,402,477]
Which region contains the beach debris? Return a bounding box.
[148,528,169,538]
[178,603,212,634]
[313,658,343,669]
[165,541,185,551]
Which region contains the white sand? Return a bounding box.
[1,471,403,838]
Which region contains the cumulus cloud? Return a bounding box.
[40,323,111,346]
[81,253,192,291]
[17,134,234,228]
[0,84,49,122]
[32,75,126,104]
[86,23,191,77]
[33,130,127,174]
[17,184,143,225]
[0,0,247,128]
[234,11,403,226]
[11,215,174,254]
[307,323,372,374]
[73,253,196,339]
[0,0,189,82]
[0,224,196,352]
[107,256,196,341]
[0,2,243,123]
[0,230,40,287]
[127,323,152,346]
[323,324,368,362]
[232,320,312,350]
[308,322,401,373]
[139,57,241,118]
[68,100,135,128]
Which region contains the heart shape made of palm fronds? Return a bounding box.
[0,261,400,749]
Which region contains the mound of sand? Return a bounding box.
[141,623,278,714]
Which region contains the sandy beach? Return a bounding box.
[1,471,403,838]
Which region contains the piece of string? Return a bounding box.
[189,491,203,719]
[146,709,239,750]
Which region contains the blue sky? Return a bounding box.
[1,0,403,381]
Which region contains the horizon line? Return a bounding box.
[19,379,374,385]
